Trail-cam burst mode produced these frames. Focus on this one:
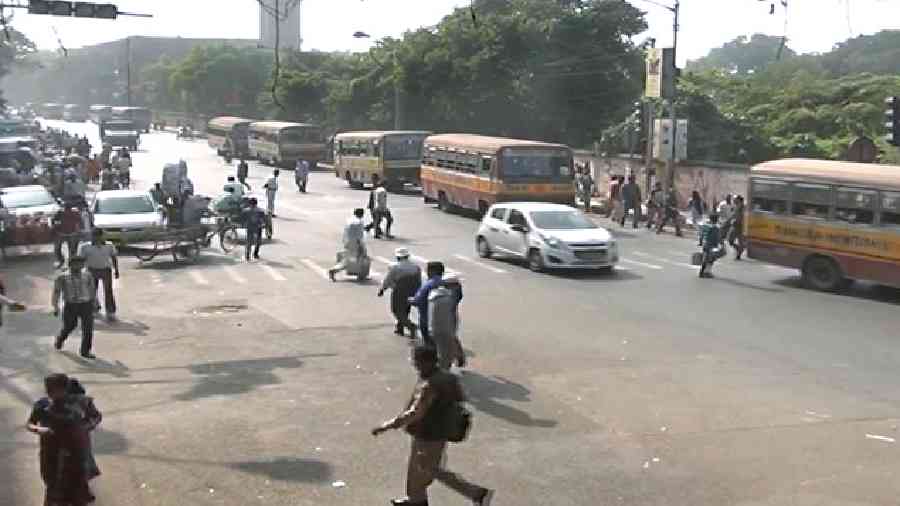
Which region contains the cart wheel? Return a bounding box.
[265,216,274,240]
[220,226,239,253]
[135,242,159,262]
[173,239,199,263]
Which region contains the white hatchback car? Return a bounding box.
[91,190,163,244]
[476,202,618,272]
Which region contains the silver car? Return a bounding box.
[476,202,618,272]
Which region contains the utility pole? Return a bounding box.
[125,36,132,106]
[666,0,680,193]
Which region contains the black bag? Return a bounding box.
[447,404,472,443]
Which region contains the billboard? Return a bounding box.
[652,118,688,161]
[645,48,675,99]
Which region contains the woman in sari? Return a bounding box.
[27,373,102,506]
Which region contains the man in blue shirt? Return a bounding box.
[411,261,444,346]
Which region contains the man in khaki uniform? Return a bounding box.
[372,346,493,506]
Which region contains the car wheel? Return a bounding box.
[476,236,492,259]
[528,249,544,272]
[802,255,844,292]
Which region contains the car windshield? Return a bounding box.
[96,196,155,214]
[0,189,55,209]
[530,210,597,230]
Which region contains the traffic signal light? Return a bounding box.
[28,1,118,19]
[886,96,900,147]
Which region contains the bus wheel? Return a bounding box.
[438,192,451,213]
[802,255,844,292]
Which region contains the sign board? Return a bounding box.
[645,48,675,99]
[652,118,688,161]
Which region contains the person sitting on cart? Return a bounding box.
[222,176,244,201]
[241,198,266,261]
[213,186,242,217]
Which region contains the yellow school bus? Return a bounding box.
[747,158,900,290]
[421,134,575,215]
[334,130,431,189]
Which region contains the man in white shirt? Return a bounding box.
[78,229,119,322]
[264,169,280,217]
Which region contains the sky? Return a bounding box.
[8,0,900,65]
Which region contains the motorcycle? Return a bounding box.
[176,127,194,140]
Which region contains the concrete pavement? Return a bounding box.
[2,124,900,505]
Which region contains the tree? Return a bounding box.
[686,34,795,75]
[169,45,272,117]
[0,26,37,108]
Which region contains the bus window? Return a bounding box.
[372,142,380,158]
[880,191,900,228]
[835,188,876,225]
[791,183,831,220]
[750,179,789,214]
[481,156,492,174]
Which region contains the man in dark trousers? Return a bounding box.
[379,247,422,337]
[78,229,119,322]
[52,256,97,359]
[237,158,250,191]
[372,346,494,506]
[241,197,267,261]
[620,174,642,228]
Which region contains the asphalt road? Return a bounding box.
[3,122,900,506]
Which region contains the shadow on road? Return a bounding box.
[94,318,150,336]
[772,277,900,305]
[174,355,308,401]
[459,371,557,428]
[230,457,334,483]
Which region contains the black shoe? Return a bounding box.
[54,336,64,350]
[394,327,404,336]
[328,269,336,282]
[474,488,494,506]
[80,352,96,359]
[254,253,260,260]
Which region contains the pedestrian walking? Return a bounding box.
[698,213,724,279]
[372,346,494,506]
[411,262,445,346]
[729,195,747,260]
[295,159,310,193]
[606,175,621,218]
[610,175,625,223]
[717,194,735,241]
[27,373,102,506]
[52,205,83,268]
[368,181,394,239]
[237,158,251,191]
[620,174,642,228]
[51,256,96,359]
[429,274,466,370]
[78,230,119,322]
[242,198,267,261]
[688,190,705,226]
[329,208,368,281]
[575,166,594,214]
[646,182,664,229]
[656,189,683,237]
[379,247,422,338]
[264,169,280,217]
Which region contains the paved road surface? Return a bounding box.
[3,123,900,505]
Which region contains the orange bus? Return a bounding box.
[421,134,575,215]
[747,158,900,291]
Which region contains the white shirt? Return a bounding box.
[79,242,117,270]
[717,200,734,219]
[265,176,278,193]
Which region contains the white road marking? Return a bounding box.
[189,271,210,286]
[614,265,629,272]
[299,258,331,281]
[633,251,699,270]
[223,266,248,284]
[452,254,507,274]
[260,264,287,281]
[410,254,462,277]
[619,257,663,270]
[865,434,896,443]
[374,256,395,266]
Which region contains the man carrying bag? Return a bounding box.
[372,346,493,506]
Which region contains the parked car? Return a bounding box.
[90,190,163,244]
[475,202,618,272]
[0,185,59,245]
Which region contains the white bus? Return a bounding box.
[248,121,325,168]
[207,116,254,158]
[89,105,113,123]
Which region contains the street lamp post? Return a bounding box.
[354,31,402,130]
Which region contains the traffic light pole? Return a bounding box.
[666,0,680,194]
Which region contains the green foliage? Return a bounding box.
[0,27,37,108]
[687,34,795,75]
